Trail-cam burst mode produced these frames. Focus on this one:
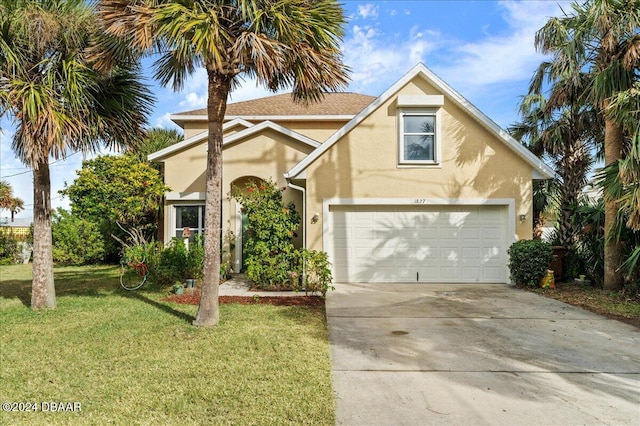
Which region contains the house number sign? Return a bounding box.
[413,199,428,204]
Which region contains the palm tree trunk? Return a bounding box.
[193,71,232,327]
[603,116,624,290]
[31,160,56,309]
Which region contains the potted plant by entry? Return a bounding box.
[172,282,184,295]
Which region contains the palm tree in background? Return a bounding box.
[98,0,349,326]
[0,179,23,222]
[535,0,640,289]
[510,66,602,250]
[0,0,153,308]
[125,127,183,167]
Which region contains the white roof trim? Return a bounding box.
[224,117,254,129]
[171,114,355,124]
[148,120,320,161]
[148,118,254,161]
[285,63,555,180]
[223,120,321,148]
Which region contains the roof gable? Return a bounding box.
[148,120,320,162]
[285,63,555,179]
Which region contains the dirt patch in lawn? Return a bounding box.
[163,291,324,307]
[528,282,640,328]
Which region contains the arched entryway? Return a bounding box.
[228,176,267,273]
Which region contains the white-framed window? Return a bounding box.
[399,110,439,164]
[175,205,205,241]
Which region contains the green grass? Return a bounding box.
[0,264,334,425]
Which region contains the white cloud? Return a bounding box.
[357,4,378,19]
[154,113,176,129]
[342,24,439,94]
[179,92,206,109]
[434,1,569,96]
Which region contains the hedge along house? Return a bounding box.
[150,63,554,284]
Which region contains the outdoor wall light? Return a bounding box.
[311,213,320,224]
[519,214,527,222]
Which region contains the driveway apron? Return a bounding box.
[326,283,640,426]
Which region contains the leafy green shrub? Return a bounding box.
[0,230,20,264]
[233,179,301,289]
[146,236,204,287]
[572,200,605,286]
[294,249,333,296]
[153,238,189,286]
[508,239,553,287]
[61,155,169,261]
[52,209,105,264]
[185,235,204,280]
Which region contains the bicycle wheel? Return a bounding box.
[120,260,147,291]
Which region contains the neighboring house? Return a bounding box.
[0,217,32,239]
[150,63,554,284]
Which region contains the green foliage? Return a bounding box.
[244,242,296,288]
[574,198,640,292]
[124,127,182,168]
[51,209,105,265]
[294,249,334,296]
[0,230,20,264]
[508,240,553,287]
[146,236,204,287]
[61,155,169,260]
[232,180,333,293]
[573,200,606,286]
[233,180,302,289]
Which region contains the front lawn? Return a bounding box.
[0,264,334,425]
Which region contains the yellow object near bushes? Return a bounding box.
[540,270,555,288]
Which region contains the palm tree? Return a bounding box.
[535,0,640,289]
[8,196,24,222]
[0,0,153,308]
[0,180,15,211]
[125,127,183,167]
[98,0,349,326]
[510,65,601,250]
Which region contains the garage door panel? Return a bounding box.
[330,205,508,283]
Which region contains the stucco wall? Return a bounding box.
[303,77,534,252]
[160,129,314,263]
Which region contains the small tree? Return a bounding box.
[52,209,105,265]
[232,180,300,288]
[61,155,169,260]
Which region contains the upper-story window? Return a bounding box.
[397,95,444,166]
[400,112,436,162]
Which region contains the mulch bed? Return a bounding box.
[162,290,324,307]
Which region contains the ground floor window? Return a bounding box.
[175,205,204,241]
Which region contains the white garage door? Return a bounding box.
[329,204,508,283]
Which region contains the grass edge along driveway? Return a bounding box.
[0,264,334,425]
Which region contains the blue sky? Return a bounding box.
[0,0,572,217]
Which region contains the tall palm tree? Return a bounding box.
[510,66,601,250]
[535,0,640,289]
[98,0,349,326]
[0,0,153,308]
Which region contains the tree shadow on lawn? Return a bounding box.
[120,290,196,324]
[0,265,174,310]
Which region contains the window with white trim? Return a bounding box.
[175,205,204,241]
[399,111,437,164]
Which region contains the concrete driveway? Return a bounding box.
[326,283,640,426]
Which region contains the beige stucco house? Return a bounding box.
[150,63,554,284]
